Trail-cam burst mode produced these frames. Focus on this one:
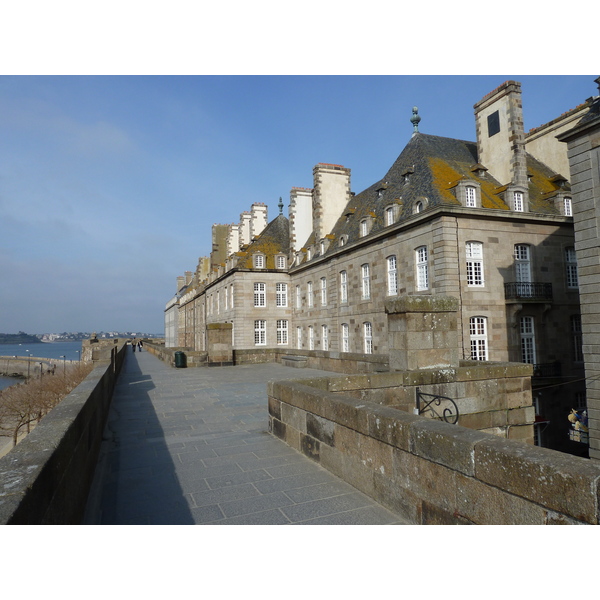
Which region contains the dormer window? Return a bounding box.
[360,219,368,237]
[456,180,481,208]
[254,254,265,269]
[414,201,423,213]
[402,167,414,185]
[307,248,312,261]
[320,240,325,255]
[385,205,396,226]
[339,236,347,247]
[276,255,286,269]
[466,186,476,207]
[514,192,524,212]
[506,186,528,212]
[564,197,573,217]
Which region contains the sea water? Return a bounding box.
[0,341,83,391]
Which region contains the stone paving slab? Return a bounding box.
[83,350,407,525]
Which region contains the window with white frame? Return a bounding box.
[296,326,302,349]
[466,242,484,287]
[230,284,234,309]
[276,283,288,307]
[469,316,488,360]
[414,201,423,214]
[520,316,536,364]
[385,206,395,226]
[387,255,398,296]
[320,241,325,255]
[571,315,583,362]
[320,277,327,306]
[363,322,373,354]
[513,191,524,212]
[254,320,266,345]
[566,247,578,288]
[308,325,314,350]
[276,255,286,269]
[254,254,265,269]
[307,281,313,307]
[340,270,348,303]
[295,284,301,309]
[361,264,371,299]
[277,320,288,345]
[514,244,532,288]
[254,282,266,307]
[224,287,228,310]
[564,197,573,217]
[307,248,312,261]
[416,246,429,291]
[322,324,328,351]
[360,220,368,237]
[465,186,477,208]
[341,323,349,352]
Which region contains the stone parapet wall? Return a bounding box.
[144,341,207,367]
[0,342,128,524]
[234,348,388,373]
[320,361,534,441]
[268,370,600,524]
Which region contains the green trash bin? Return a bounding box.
[174,351,187,368]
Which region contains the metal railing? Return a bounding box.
[415,387,459,424]
[504,282,553,301]
[533,362,562,378]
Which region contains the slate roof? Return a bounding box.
[316,133,571,255]
[236,213,289,269]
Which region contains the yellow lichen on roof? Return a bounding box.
[428,157,507,210]
[428,157,462,203]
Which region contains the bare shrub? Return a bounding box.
[0,362,94,448]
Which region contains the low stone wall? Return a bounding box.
[268,373,600,524]
[0,343,127,524]
[0,356,76,378]
[234,348,389,373]
[319,361,535,442]
[144,341,208,367]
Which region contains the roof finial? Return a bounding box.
[410,106,421,134]
[278,196,283,215]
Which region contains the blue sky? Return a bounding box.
[0,75,597,334]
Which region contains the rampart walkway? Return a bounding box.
[83,350,406,524]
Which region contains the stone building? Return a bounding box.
[558,77,600,460]
[167,80,590,455]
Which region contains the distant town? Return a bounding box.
[0,331,163,344]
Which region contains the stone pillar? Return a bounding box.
[206,323,233,366]
[385,295,459,371]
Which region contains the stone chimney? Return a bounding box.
[211,223,229,268]
[227,223,241,255]
[312,163,351,242]
[289,187,313,252]
[250,202,268,239]
[177,275,185,292]
[239,211,252,246]
[474,81,529,190]
[185,271,193,285]
[196,257,210,282]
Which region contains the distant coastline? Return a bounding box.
[0,333,41,345]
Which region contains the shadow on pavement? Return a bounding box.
[83,351,194,524]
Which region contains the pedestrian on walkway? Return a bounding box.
[138,340,143,352]
[132,338,137,352]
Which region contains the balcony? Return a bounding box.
[533,361,562,378]
[504,282,553,302]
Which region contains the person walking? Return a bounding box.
[132,338,137,352]
[138,340,143,352]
